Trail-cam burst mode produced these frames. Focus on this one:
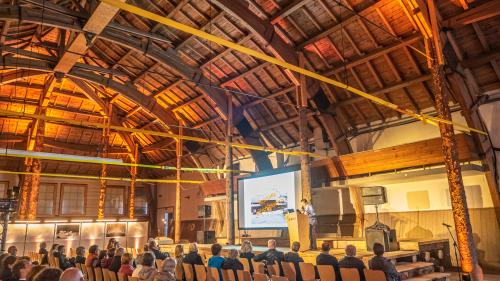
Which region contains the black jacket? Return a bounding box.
[182,252,203,265]
[221,258,244,281]
[109,255,122,273]
[39,248,48,255]
[316,253,342,281]
[150,248,169,260]
[253,249,284,265]
[339,256,366,281]
[54,252,73,270]
[369,256,400,281]
[239,252,254,273]
[284,252,304,281]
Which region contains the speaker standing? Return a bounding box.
[300,199,317,250]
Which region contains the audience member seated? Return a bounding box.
[107,239,117,250]
[316,242,342,281]
[239,240,254,273]
[222,249,243,281]
[12,258,32,281]
[119,253,135,277]
[173,245,184,281]
[253,239,284,266]
[86,245,99,267]
[132,254,144,278]
[284,241,304,281]
[38,243,48,256]
[101,248,115,268]
[208,244,225,280]
[155,258,176,281]
[26,265,46,281]
[339,245,366,281]
[148,240,169,260]
[8,246,18,257]
[110,247,125,273]
[72,246,86,265]
[41,244,58,265]
[54,245,73,270]
[138,252,157,281]
[182,243,203,265]
[32,267,62,281]
[60,268,84,281]
[368,243,400,281]
[93,250,107,268]
[1,255,18,281]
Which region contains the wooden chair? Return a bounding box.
[94,267,104,281]
[298,263,315,281]
[280,262,296,281]
[108,270,119,281]
[208,267,220,281]
[340,268,360,281]
[364,269,387,281]
[129,277,139,281]
[236,271,251,281]
[252,261,265,275]
[238,258,250,272]
[253,273,268,281]
[194,264,207,281]
[175,262,184,281]
[117,273,126,281]
[102,269,111,281]
[156,259,163,269]
[222,269,236,281]
[271,277,288,281]
[55,257,60,269]
[317,265,335,281]
[182,264,195,281]
[86,266,96,281]
[76,263,83,271]
[267,264,280,277]
[81,265,89,281]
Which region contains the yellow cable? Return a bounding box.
[0,109,323,158]
[100,0,486,136]
[0,170,203,184]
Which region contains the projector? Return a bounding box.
[156,236,174,245]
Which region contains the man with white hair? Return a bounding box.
[60,268,84,281]
[339,244,366,281]
[253,239,284,270]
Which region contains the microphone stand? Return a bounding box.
[444,224,462,281]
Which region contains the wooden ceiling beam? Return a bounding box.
[441,0,500,28]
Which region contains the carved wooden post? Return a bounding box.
[27,114,45,220]
[174,122,183,243]
[225,93,235,245]
[98,104,112,219]
[129,143,139,219]
[298,54,311,201]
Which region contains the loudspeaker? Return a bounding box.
[198,205,211,218]
[361,186,387,205]
[366,228,399,252]
[196,231,215,244]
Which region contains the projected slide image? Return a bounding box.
[250,189,288,224]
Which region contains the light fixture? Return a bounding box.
[44,219,69,223]
[14,220,41,223]
[71,219,93,223]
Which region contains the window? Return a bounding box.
[37,183,56,215]
[105,186,126,215]
[60,184,86,215]
[134,187,148,216]
[0,182,8,198]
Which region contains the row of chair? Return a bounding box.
[75,263,135,281]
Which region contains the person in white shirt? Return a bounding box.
[300,198,317,249]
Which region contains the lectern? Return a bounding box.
[285,212,310,251]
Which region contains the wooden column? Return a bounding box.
[26,114,45,220]
[348,186,364,238]
[174,122,183,243]
[225,94,235,245]
[298,54,311,201]
[18,160,32,219]
[432,61,479,275]
[129,143,139,219]
[98,104,112,219]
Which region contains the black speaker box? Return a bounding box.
[196,231,215,244]
[198,205,211,218]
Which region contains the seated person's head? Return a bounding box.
[108,248,116,257]
[12,259,32,280]
[148,240,157,249]
[39,242,47,250]
[211,244,222,256]
[291,242,300,253]
[240,241,252,254]
[57,245,66,254]
[115,247,125,256]
[160,258,176,273]
[267,239,276,250]
[98,250,108,260]
[33,267,63,281]
[188,243,198,253]
[142,252,155,267]
[345,244,356,257]
[227,249,238,260]
[60,267,84,281]
[373,243,385,257]
[27,265,46,281]
[121,253,133,265]
[89,245,99,255]
[7,246,17,256]
[174,245,184,258]
[135,254,144,265]
[76,246,85,257]
[50,244,59,252]
[321,242,331,253]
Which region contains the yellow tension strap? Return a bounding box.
[101,0,486,136]
[0,170,203,184]
[0,109,323,158]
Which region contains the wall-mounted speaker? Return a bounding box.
[196,231,215,244]
[198,205,211,218]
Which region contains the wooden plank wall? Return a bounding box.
[365,208,500,266]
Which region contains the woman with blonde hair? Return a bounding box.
[239,240,254,273]
[173,245,184,281]
[155,258,176,281]
[182,243,202,265]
